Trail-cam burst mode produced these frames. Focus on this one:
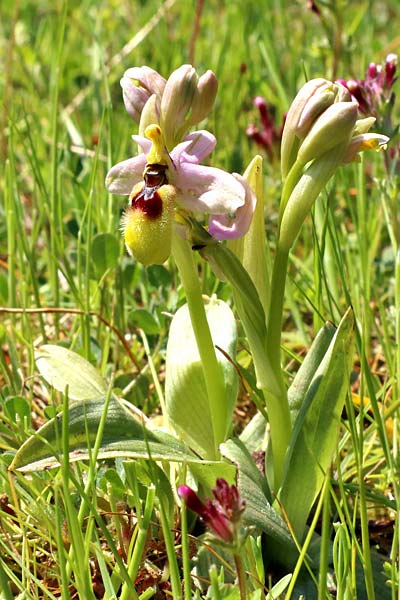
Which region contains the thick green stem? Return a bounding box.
[279,160,304,223]
[266,246,289,376]
[204,242,291,488]
[171,234,226,459]
[264,245,292,488]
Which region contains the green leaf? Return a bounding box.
[129,308,160,335]
[10,395,228,473]
[279,308,355,539]
[91,232,120,277]
[165,297,238,459]
[147,264,172,288]
[266,573,292,599]
[288,321,336,424]
[203,244,279,395]
[0,272,8,304]
[4,396,31,423]
[35,344,108,401]
[239,411,267,454]
[99,468,126,498]
[189,460,237,491]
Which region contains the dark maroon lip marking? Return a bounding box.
[129,163,169,219]
[130,186,163,219]
[143,163,168,193]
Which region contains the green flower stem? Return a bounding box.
[234,553,247,600]
[264,244,292,488]
[204,242,291,488]
[171,234,227,459]
[279,159,304,223]
[180,502,192,600]
[266,245,289,379]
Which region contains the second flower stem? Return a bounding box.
[265,244,292,488]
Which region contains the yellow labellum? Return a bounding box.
[122,182,176,265]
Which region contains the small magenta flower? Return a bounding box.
[246,96,282,159]
[338,54,398,118]
[178,478,245,545]
[106,124,255,263]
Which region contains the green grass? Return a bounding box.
[1,0,399,597]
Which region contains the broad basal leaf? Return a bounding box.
[279,308,354,540]
[165,296,238,459]
[10,395,222,473]
[35,344,108,401]
[288,321,336,424]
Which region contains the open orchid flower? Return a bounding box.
[106,125,255,264]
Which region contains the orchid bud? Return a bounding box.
[187,70,218,126]
[353,116,376,135]
[297,101,358,165]
[334,81,351,102]
[121,66,166,122]
[122,182,175,265]
[138,94,160,137]
[160,64,198,148]
[281,78,338,178]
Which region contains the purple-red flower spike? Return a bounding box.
[178,485,208,516]
[246,96,282,159]
[178,478,245,545]
[338,53,398,118]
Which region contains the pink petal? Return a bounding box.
[131,135,152,154]
[175,162,245,214]
[208,174,256,240]
[172,130,216,164]
[105,154,147,194]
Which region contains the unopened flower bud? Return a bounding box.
[353,116,376,135]
[160,64,198,148]
[297,101,358,165]
[334,81,351,102]
[281,78,338,178]
[367,62,378,79]
[138,94,161,137]
[188,70,218,126]
[121,66,166,122]
[385,53,397,87]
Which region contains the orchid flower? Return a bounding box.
[106,124,255,264]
